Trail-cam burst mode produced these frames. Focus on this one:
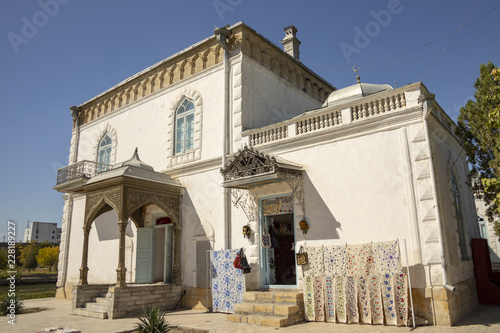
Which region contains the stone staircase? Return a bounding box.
[227,290,304,327]
[72,291,109,319]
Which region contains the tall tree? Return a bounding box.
[458,61,500,233]
[20,242,39,272]
[36,246,59,271]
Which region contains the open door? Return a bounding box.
[136,228,153,283]
[260,196,296,288]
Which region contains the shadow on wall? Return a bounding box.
[301,172,342,241]
[182,191,213,289]
[94,209,135,241]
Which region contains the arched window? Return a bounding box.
[175,99,195,154]
[97,133,112,172]
[451,172,468,259]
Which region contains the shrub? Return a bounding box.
[135,306,170,333]
[0,295,24,316]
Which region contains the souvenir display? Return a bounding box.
[210,250,245,313]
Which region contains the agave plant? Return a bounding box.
[0,295,24,316]
[135,306,170,333]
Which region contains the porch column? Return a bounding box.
[173,225,182,284]
[79,225,91,285]
[116,219,128,287]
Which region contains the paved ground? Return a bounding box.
[1,298,500,333]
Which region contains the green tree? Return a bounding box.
[458,61,500,235]
[36,246,59,271]
[20,242,39,272]
[0,249,7,270]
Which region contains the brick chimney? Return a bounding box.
[280,25,301,60]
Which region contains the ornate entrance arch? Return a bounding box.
[79,149,183,287]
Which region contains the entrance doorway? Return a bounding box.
[261,196,296,288]
[135,216,173,284]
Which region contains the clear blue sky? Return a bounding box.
[1,0,499,241]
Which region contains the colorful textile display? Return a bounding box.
[302,247,324,321]
[324,275,336,322]
[395,273,408,326]
[346,276,359,323]
[381,273,397,326]
[373,241,402,275]
[304,276,315,321]
[324,245,346,276]
[314,276,325,322]
[346,243,375,276]
[304,246,324,276]
[369,274,384,325]
[209,250,245,313]
[358,275,371,324]
[301,241,407,326]
[335,276,347,323]
[262,196,293,215]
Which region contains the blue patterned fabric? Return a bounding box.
[210,249,245,313]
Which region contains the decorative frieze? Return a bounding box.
[76,41,223,126]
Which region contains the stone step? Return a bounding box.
[72,307,108,319]
[234,302,299,317]
[242,291,304,304]
[227,313,289,327]
[85,302,108,312]
[92,297,108,305]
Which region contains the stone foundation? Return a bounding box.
[411,278,478,325]
[72,284,182,319]
[107,284,182,319]
[55,283,76,300]
[181,287,212,311]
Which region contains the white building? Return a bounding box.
[23,221,61,244]
[54,22,480,325]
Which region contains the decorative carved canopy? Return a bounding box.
[221,146,302,189]
[82,149,183,228]
[221,146,305,222]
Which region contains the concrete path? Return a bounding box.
[1,298,499,333]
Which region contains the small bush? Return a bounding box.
[135,306,169,333]
[0,295,24,316]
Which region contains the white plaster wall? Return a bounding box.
[66,196,86,284]
[279,130,415,251]
[76,68,225,171]
[178,168,224,287]
[240,58,322,130]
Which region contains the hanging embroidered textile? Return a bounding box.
[395,272,408,326]
[346,243,374,276]
[301,241,406,326]
[335,275,347,323]
[346,275,359,323]
[262,196,293,216]
[369,274,384,325]
[302,247,324,321]
[324,275,336,323]
[381,273,397,326]
[324,245,346,277]
[373,241,402,275]
[314,276,325,322]
[209,249,245,313]
[304,276,315,321]
[358,275,371,324]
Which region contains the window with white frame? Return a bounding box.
[97,133,112,172]
[451,172,468,259]
[174,99,195,154]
